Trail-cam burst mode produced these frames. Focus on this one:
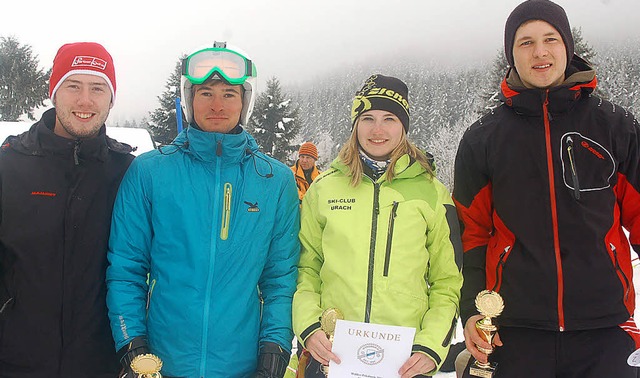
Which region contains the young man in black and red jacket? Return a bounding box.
[0,42,134,377]
[453,0,640,377]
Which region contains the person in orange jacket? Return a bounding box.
[288,141,320,376]
[291,141,321,202]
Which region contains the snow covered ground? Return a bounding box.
[436,369,457,377]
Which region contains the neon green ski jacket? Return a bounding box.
[293,154,463,370]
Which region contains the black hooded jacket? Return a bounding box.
[0,108,134,377]
[453,56,640,333]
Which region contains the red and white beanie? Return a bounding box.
[49,42,116,102]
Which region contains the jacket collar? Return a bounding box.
[6,108,131,161]
[331,154,426,183]
[169,125,258,164]
[499,55,597,117]
[293,161,320,178]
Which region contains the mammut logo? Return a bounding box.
[580,141,605,160]
[244,201,260,212]
[31,191,57,197]
[71,55,107,70]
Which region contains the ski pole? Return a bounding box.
[175,97,183,133]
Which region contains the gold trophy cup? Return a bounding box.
[469,290,504,378]
[320,308,344,377]
[130,353,163,378]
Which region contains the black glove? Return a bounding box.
[116,336,151,378]
[255,342,290,378]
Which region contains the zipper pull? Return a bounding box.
[374,183,380,215]
[567,136,580,200]
[390,201,398,219]
[499,246,511,262]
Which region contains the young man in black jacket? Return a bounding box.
[454,0,640,377]
[0,42,134,377]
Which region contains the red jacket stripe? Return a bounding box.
[455,183,493,253]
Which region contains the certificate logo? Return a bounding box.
[357,343,384,365]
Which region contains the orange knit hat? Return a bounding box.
[298,142,318,160]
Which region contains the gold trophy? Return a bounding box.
[130,353,163,378]
[320,307,344,377]
[469,290,504,378]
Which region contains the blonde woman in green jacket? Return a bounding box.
[292,74,463,378]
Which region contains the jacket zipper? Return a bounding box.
[200,146,222,375]
[220,183,232,240]
[365,179,381,323]
[442,311,459,347]
[610,243,630,301]
[492,246,511,292]
[543,91,566,331]
[383,201,399,277]
[566,136,581,200]
[73,140,80,165]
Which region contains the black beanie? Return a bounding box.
[350,74,410,132]
[504,0,574,68]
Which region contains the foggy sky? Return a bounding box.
[1,0,638,123]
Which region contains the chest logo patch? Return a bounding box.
[244,201,260,212]
[328,198,355,211]
[31,191,57,197]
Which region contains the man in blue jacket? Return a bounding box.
[106,41,300,378]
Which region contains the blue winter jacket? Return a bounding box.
[106,126,300,377]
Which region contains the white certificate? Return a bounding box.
[328,319,416,378]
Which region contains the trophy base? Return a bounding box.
[469,360,497,378]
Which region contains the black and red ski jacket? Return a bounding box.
[453,55,640,333]
[0,109,134,377]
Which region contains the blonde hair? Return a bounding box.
[337,119,435,187]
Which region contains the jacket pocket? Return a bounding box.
[488,242,512,292]
[0,296,13,316]
[566,135,581,200]
[609,243,631,301]
[383,201,399,277]
[146,277,157,318]
[0,287,15,356]
[560,133,615,196]
[0,267,16,319]
[220,183,232,240]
